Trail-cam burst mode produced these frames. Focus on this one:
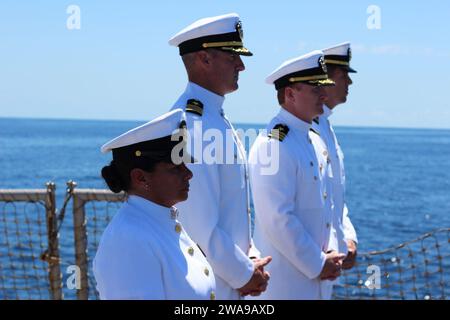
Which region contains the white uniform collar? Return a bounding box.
[185,82,225,115]
[127,195,179,223]
[321,105,333,119]
[277,107,311,134]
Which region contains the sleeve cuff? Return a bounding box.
[229,257,255,290]
[308,251,327,280]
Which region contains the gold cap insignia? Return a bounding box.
[319,56,327,73]
[236,20,243,41]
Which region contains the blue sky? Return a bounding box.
[0,0,449,128]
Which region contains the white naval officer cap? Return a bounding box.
[168,13,253,56]
[266,50,335,90]
[101,109,194,164]
[321,42,357,73]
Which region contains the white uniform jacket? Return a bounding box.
[170,82,258,300]
[248,108,336,299]
[93,195,216,300]
[313,106,358,255]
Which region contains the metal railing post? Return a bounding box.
[72,182,90,300]
[45,182,63,300]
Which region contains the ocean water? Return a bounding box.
[1,117,449,299]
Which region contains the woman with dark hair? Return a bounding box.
[93,109,216,300]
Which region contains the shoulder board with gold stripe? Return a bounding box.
[310,127,320,136]
[268,124,289,141]
[185,99,203,116]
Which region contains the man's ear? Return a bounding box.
[197,50,211,67]
[285,86,296,103]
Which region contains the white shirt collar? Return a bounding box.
[127,195,178,223]
[321,105,333,119]
[185,82,225,115]
[277,107,311,134]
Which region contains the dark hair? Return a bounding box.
[101,158,158,193]
[277,87,286,106]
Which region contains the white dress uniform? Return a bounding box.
[169,82,257,300]
[93,195,216,300]
[317,41,359,253]
[249,108,335,300]
[313,106,358,256]
[249,50,338,299]
[168,13,258,300]
[93,109,216,300]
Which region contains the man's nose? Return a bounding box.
[236,55,245,71]
[318,87,327,101]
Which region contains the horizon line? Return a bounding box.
[1,115,449,132]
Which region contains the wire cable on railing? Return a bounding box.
[1,183,449,300]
